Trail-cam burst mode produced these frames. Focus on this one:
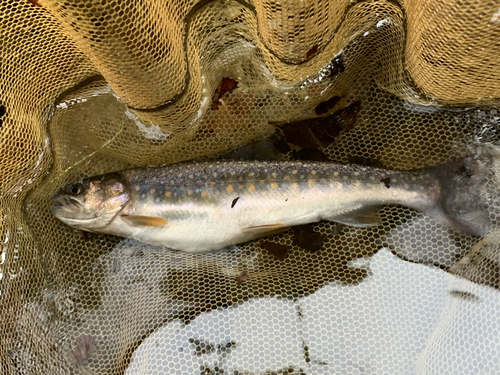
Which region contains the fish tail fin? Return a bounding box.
[424,151,493,236]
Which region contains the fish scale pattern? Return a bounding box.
[1,0,500,374]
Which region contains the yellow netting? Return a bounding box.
[1,0,500,373]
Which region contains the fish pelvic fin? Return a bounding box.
[241,223,288,235]
[121,215,168,228]
[427,151,493,237]
[324,207,381,227]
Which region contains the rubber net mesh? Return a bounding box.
[1,0,500,373]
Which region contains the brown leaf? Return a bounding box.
[212,77,238,110]
[292,225,325,252]
[281,101,361,149]
[260,240,289,261]
[315,96,342,115]
[306,45,318,59]
[82,231,94,241]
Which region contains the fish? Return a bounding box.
[51,155,492,252]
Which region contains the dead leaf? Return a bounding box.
[212,77,238,110]
[280,101,361,149]
[260,240,289,261]
[315,96,342,115]
[292,225,325,252]
[306,45,318,59]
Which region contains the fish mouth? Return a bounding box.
[52,196,67,208]
[52,195,82,208]
[51,195,97,225]
[50,205,101,228]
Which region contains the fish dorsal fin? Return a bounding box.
[325,207,381,227]
[241,223,287,234]
[121,215,168,227]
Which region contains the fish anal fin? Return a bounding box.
[121,215,168,228]
[242,223,287,234]
[325,207,381,227]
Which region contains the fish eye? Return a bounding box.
[69,183,84,195]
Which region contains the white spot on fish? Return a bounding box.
[141,194,146,199]
[353,172,360,176]
[292,170,298,174]
[311,170,317,175]
[333,172,339,177]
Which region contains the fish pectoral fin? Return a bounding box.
[121,215,168,228]
[325,207,381,227]
[241,223,287,234]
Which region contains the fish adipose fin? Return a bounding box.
[121,215,168,227]
[426,152,493,237]
[325,207,381,227]
[241,223,288,234]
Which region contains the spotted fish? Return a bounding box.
[51,156,491,252]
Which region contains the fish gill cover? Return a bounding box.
[1,0,500,374]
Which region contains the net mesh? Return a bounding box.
[1,0,500,373]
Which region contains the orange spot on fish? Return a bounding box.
[249,184,255,192]
[165,191,171,197]
[307,179,314,185]
[292,183,299,189]
[201,190,207,197]
[187,190,193,196]
[271,183,278,189]
[227,185,234,192]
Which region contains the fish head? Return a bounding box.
[51,173,130,230]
